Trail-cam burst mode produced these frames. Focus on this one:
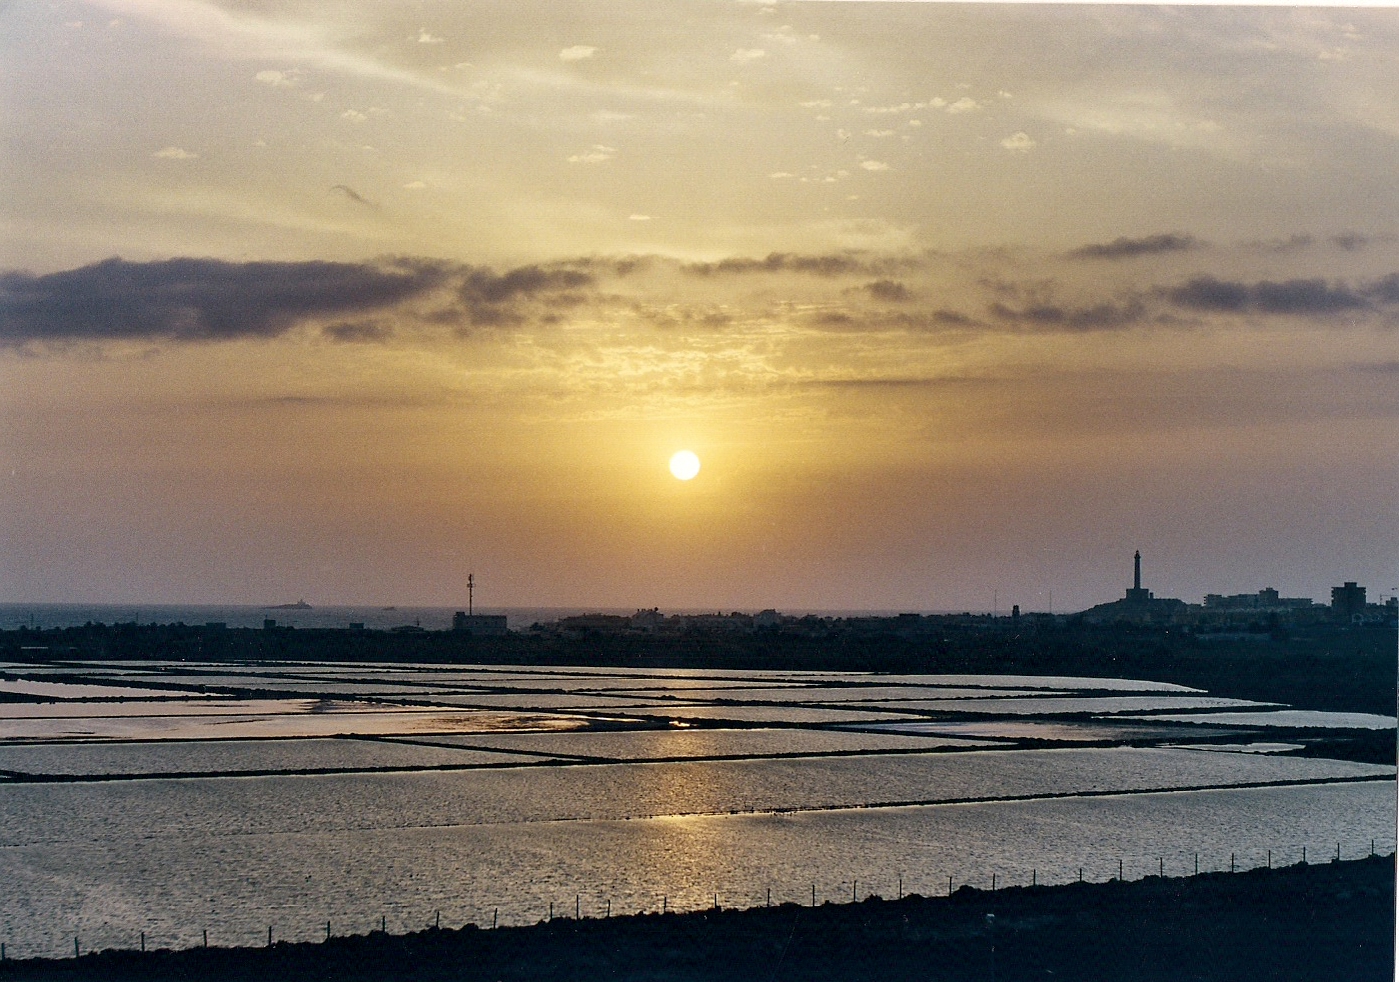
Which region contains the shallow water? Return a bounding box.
[0,782,1390,957]
[0,661,1390,960]
[852,720,1207,741]
[870,695,1270,715]
[1,749,1386,845]
[0,737,543,777]
[0,708,592,741]
[1121,710,1398,730]
[387,728,995,760]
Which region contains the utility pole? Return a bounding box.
[468,573,474,616]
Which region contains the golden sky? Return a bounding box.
[2,1,1397,610]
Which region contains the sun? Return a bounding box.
[669,450,701,481]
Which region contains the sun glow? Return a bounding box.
[669,450,701,481]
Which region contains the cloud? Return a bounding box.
[330,184,375,207]
[152,146,197,159]
[730,48,766,64]
[559,45,597,61]
[402,180,427,190]
[1071,233,1201,260]
[863,279,911,302]
[1364,274,1399,304]
[859,160,889,171]
[455,264,595,326]
[1000,132,1037,152]
[340,109,368,122]
[988,299,1147,331]
[864,129,896,138]
[1166,276,1370,314]
[946,97,980,114]
[254,68,302,87]
[568,145,615,163]
[417,29,444,44]
[627,214,651,221]
[682,252,922,278]
[1331,233,1369,251]
[323,320,393,343]
[0,257,449,344]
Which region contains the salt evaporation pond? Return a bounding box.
[0,661,1392,958]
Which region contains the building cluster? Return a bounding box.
[1078,554,1395,629]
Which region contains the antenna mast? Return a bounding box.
[468,573,474,617]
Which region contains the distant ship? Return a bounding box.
[267,599,313,610]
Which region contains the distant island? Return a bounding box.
[265,600,312,610]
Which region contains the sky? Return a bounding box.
[1,0,1397,612]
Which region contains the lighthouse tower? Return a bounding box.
[1124,550,1152,603]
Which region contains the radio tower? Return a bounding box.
[468,573,474,616]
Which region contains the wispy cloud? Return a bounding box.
[568,145,616,164]
[330,184,375,207]
[1000,132,1036,152]
[1071,233,1201,260]
[152,146,198,159]
[559,45,597,61]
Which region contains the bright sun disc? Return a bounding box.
[669,450,701,481]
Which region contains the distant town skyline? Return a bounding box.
[2,2,1397,610]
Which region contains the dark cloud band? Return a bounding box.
[0,257,449,343]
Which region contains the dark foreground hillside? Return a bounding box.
[4,856,1392,982]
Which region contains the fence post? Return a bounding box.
[1230,853,1235,873]
[203,930,208,948]
[991,873,996,891]
[435,911,440,930]
[948,876,953,896]
[75,938,79,959]
[268,926,272,947]
[1159,857,1163,878]
[327,921,331,940]
[576,895,580,920]
[493,909,498,929]
[1267,850,1271,869]
[1194,853,1199,875]
[1031,869,1036,887]
[898,875,903,900]
[606,900,611,918]
[663,897,667,914]
[381,916,386,933]
[1078,868,1083,883]
[141,931,145,953]
[1302,846,1306,864]
[813,884,817,907]
[766,887,771,907]
[1118,859,1122,881]
[1336,843,1340,861]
